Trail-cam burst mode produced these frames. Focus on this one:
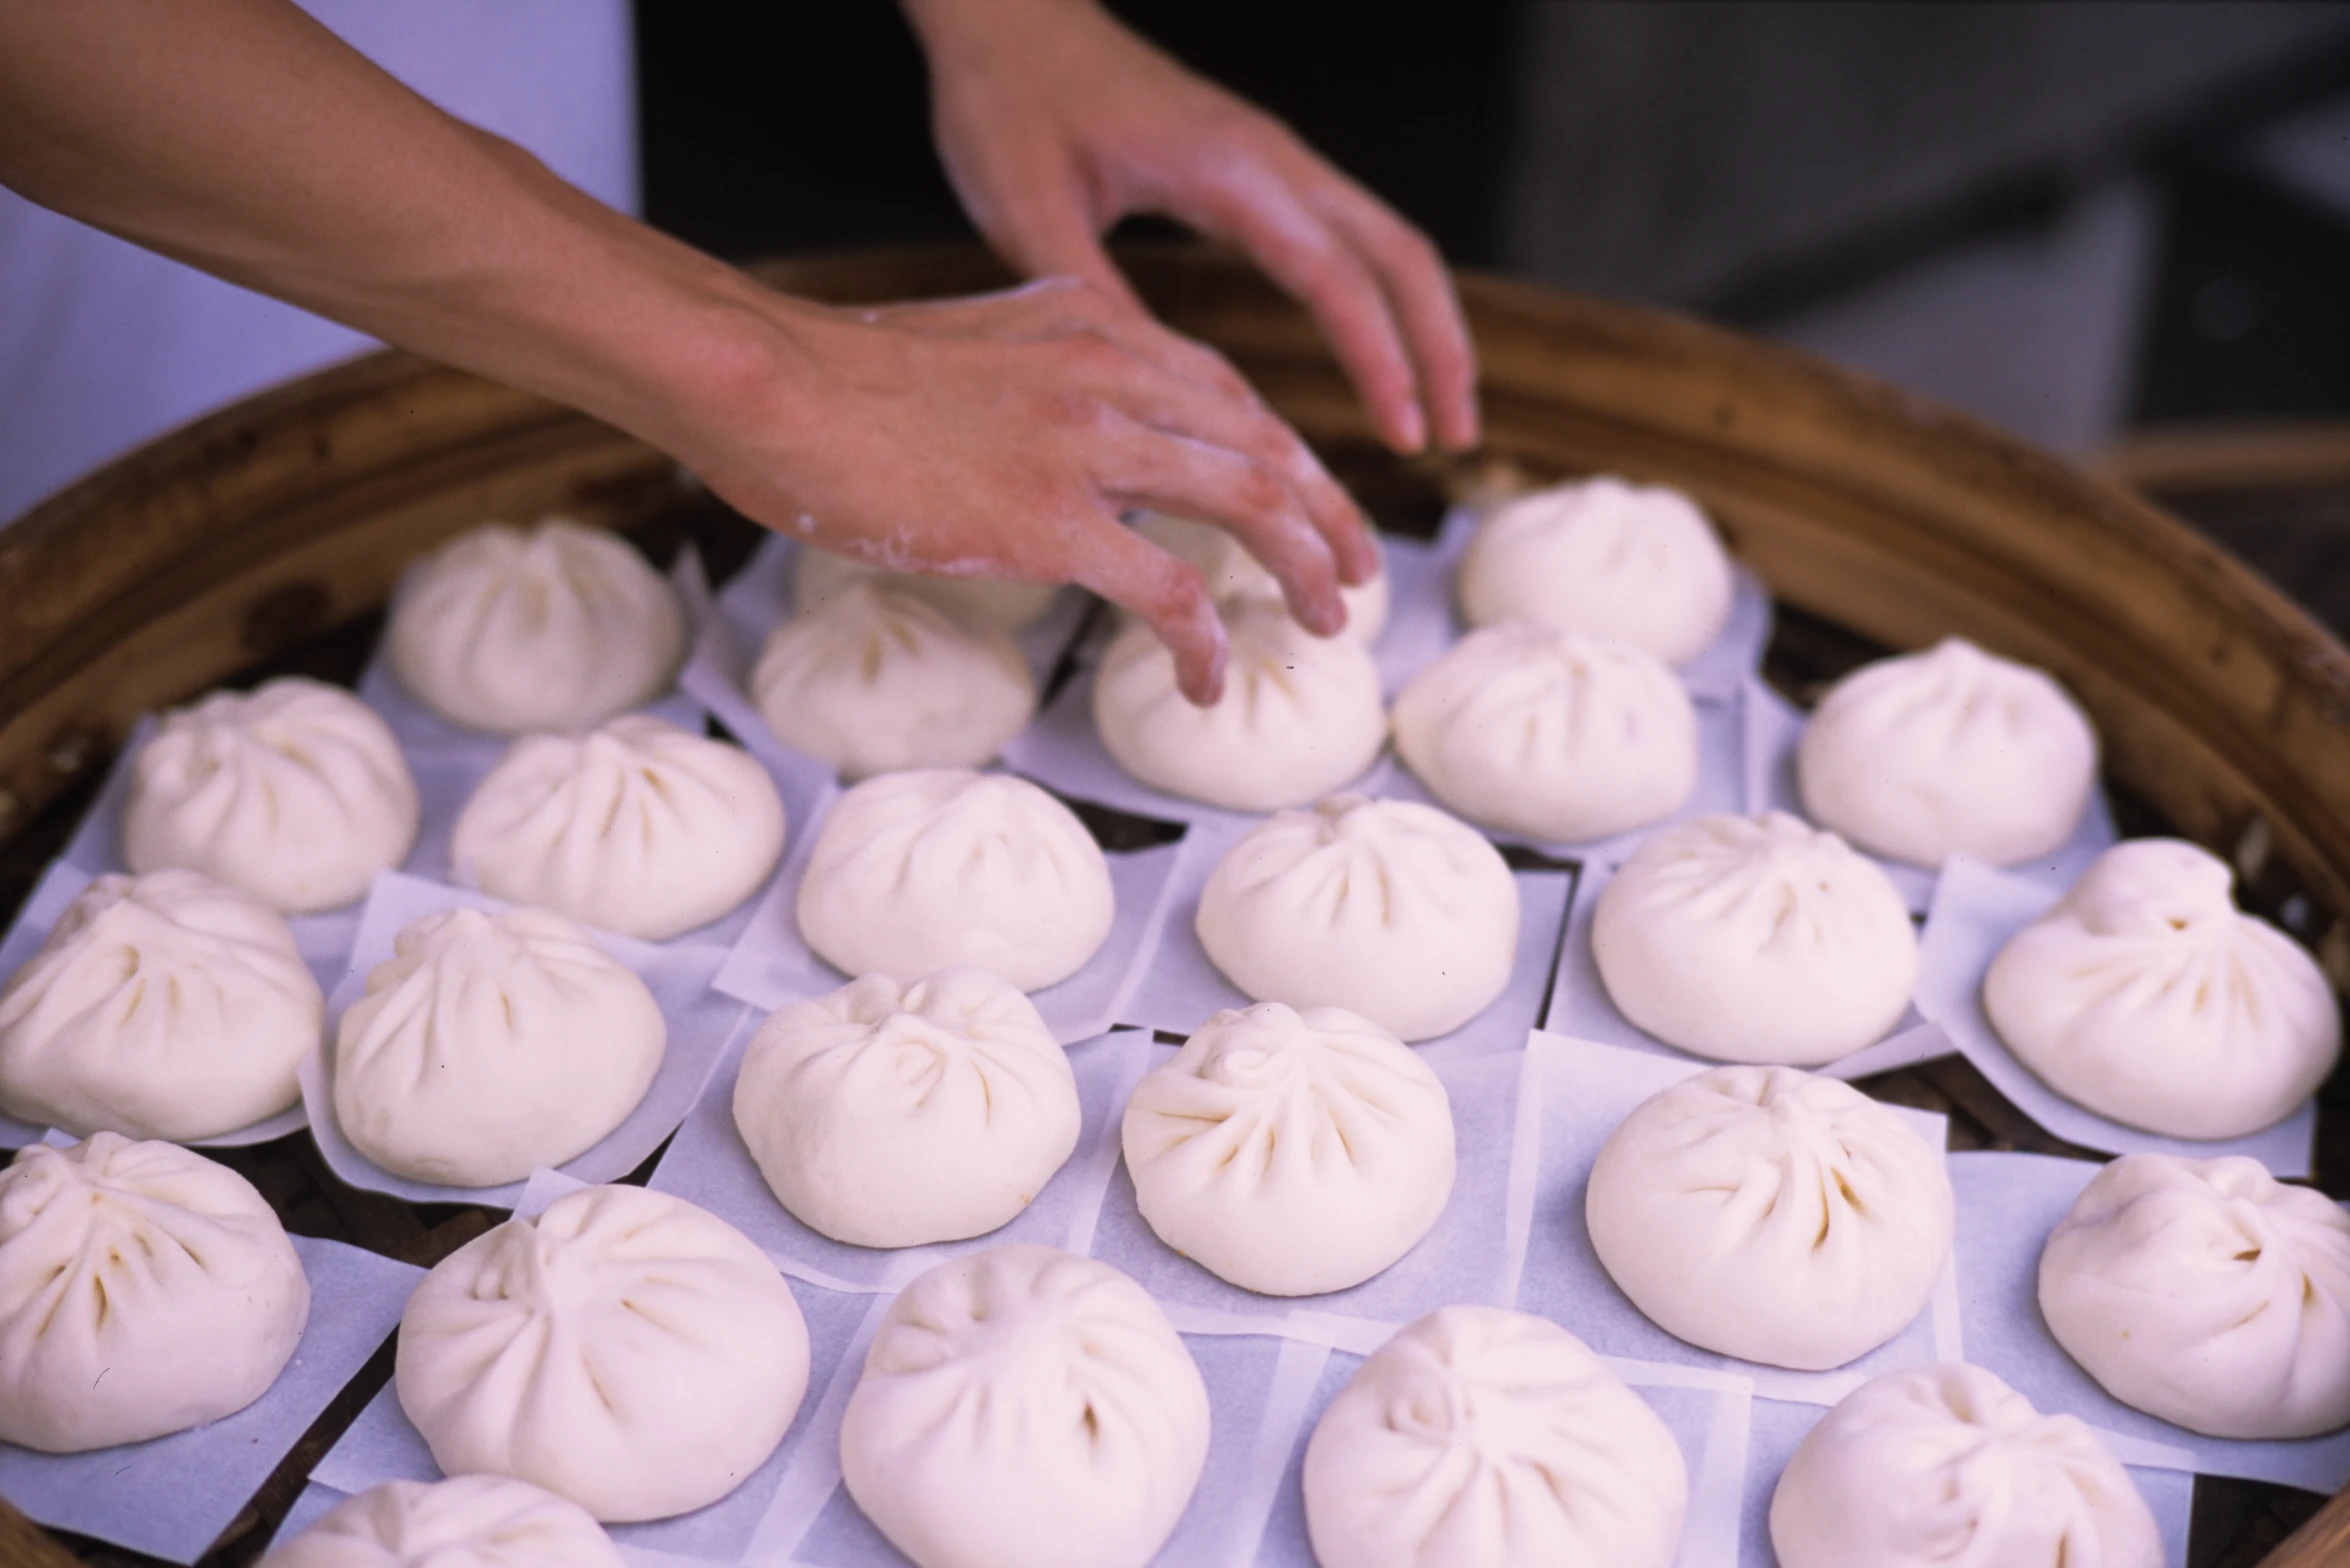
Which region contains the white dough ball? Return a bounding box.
[452,715,785,941]
[125,676,419,913]
[1456,475,1734,666]
[388,518,685,735]
[0,869,319,1140]
[260,1476,623,1568]
[334,907,666,1187]
[1587,1065,1953,1370]
[1770,1363,2162,1568]
[2039,1153,2350,1439]
[1594,811,1918,1065]
[796,770,1114,993]
[1197,796,1518,1042]
[1092,602,1386,812]
[1797,636,2099,868]
[1986,839,2340,1140]
[0,1133,309,1452]
[1123,1003,1455,1296]
[1303,1306,1687,1568]
[750,581,1036,779]
[795,544,1058,633]
[1392,623,1697,842]
[397,1184,809,1522]
[839,1245,1210,1568]
[1131,510,1390,642]
[734,968,1079,1247]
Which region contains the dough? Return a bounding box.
[124,676,419,913]
[1586,1064,1953,1370]
[388,517,685,735]
[734,968,1080,1247]
[839,1245,1210,1568]
[1986,838,2340,1140]
[397,1184,809,1522]
[0,869,319,1140]
[1197,795,1518,1042]
[1455,475,1734,665]
[1303,1306,1687,1568]
[1092,601,1386,812]
[1770,1363,2162,1568]
[452,715,785,941]
[1122,1003,1454,1296]
[334,906,666,1187]
[1391,622,1697,842]
[260,1476,623,1568]
[1797,636,2098,868]
[0,1133,309,1452]
[2039,1152,2350,1439]
[795,543,1058,633]
[797,770,1114,992]
[1593,811,1917,1065]
[1130,510,1390,642]
[749,579,1035,778]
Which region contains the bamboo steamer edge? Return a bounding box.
[0,243,2346,1566]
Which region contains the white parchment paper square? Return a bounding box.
[1506,1031,1962,1406]
[298,871,749,1208]
[264,1481,351,1555]
[1916,858,2317,1174]
[0,1235,417,1564]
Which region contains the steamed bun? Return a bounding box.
[260,1476,623,1568]
[1196,795,1519,1042]
[795,543,1057,633]
[1586,1065,1953,1370]
[2039,1153,2350,1439]
[125,676,419,913]
[1131,510,1390,642]
[1303,1307,1687,1568]
[1986,838,2339,1140]
[0,1133,309,1452]
[1797,636,2098,868]
[396,1184,809,1522]
[451,715,785,941]
[388,517,685,735]
[733,968,1079,1247]
[839,1245,1210,1568]
[0,869,319,1140]
[1123,1003,1454,1296]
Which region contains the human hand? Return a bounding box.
[903,0,1479,457]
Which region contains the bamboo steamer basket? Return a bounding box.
[1,245,2347,1566]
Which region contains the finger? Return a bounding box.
[1063,517,1229,704]
[1323,191,1481,452]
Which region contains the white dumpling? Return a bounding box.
[1130,510,1390,642]
[1586,1065,1953,1370]
[396,1184,809,1522]
[451,715,785,941]
[733,968,1080,1247]
[796,770,1114,993]
[260,1476,623,1568]
[1455,475,1734,666]
[1123,1003,1454,1296]
[1986,839,2339,1140]
[839,1245,1210,1568]
[1770,1364,2162,1568]
[1798,636,2099,868]
[1196,795,1518,1042]
[2039,1153,2350,1439]
[387,518,685,735]
[1303,1306,1687,1568]
[1092,601,1386,812]
[750,580,1036,779]
[1391,623,1697,842]
[795,543,1058,633]
[124,676,419,913]
[0,1133,309,1452]
[0,869,320,1140]
[333,907,666,1187]
[1594,811,1917,1065]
